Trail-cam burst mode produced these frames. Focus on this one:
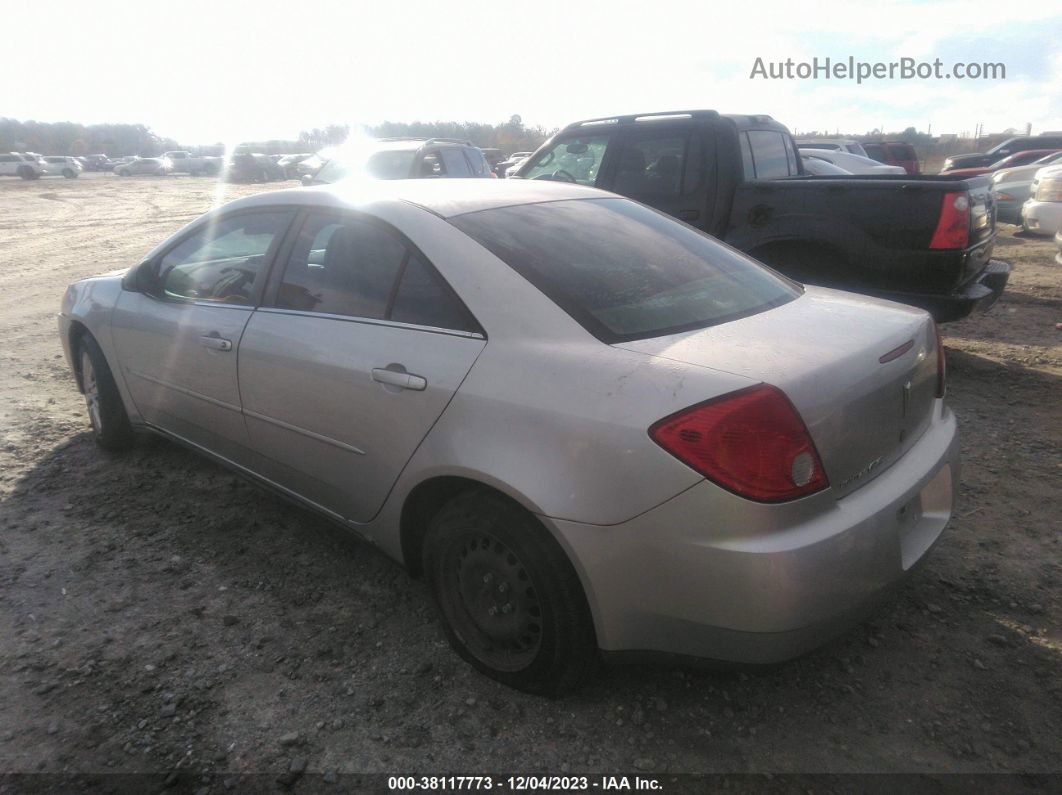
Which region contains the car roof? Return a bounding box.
[220,178,608,219]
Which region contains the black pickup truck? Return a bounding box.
[512,110,1009,322]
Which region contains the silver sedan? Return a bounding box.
[58,180,958,694]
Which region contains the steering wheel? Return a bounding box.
[551,169,577,183]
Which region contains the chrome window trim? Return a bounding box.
[254,306,486,340]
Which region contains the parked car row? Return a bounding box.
[0,152,81,179]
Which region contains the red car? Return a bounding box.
[942,148,1062,177]
[864,141,920,175]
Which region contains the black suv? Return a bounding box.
[307,138,493,184]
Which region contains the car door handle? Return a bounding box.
[372,368,427,391]
[199,334,232,351]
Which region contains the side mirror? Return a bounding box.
[300,173,314,186]
[122,260,157,293]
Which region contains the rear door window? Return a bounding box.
[439,148,472,177]
[746,131,796,178]
[390,254,479,332]
[613,132,688,196]
[272,213,480,333]
[275,215,406,319]
[520,134,610,185]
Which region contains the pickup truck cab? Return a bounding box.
[162,150,222,175]
[513,110,1009,322]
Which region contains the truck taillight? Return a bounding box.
[929,192,970,249]
[649,384,829,503]
[934,323,946,398]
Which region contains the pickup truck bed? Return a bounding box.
[514,111,1009,322]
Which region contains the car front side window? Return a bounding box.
[158,211,293,305]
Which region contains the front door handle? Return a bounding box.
[200,334,232,351]
[372,367,427,391]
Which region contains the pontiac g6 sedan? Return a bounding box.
[59,180,958,694]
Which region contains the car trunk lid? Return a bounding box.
[616,287,939,500]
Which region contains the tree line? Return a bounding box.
[0,118,179,157]
[0,114,557,158]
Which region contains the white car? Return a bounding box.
[0,152,44,179]
[799,149,906,175]
[800,155,852,175]
[1021,165,1062,236]
[796,139,869,158]
[41,156,83,179]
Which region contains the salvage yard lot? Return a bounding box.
[0,173,1059,782]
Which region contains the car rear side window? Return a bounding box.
[451,198,798,343]
[159,211,294,304]
[746,131,797,178]
[390,254,479,332]
[275,215,406,319]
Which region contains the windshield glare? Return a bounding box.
[315,149,417,183]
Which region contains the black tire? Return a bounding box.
[422,490,598,695]
[78,335,134,451]
[63,168,77,179]
[17,165,34,180]
[118,168,131,177]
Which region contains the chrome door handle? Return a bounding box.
[372,368,427,391]
[200,335,232,351]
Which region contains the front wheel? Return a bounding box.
[79,335,134,451]
[422,491,598,695]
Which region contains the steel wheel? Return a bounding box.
[81,349,102,433]
[444,529,543,672]
[423,491,598,694]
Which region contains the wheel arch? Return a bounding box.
[67,320,92,393]
[400,475,534,579]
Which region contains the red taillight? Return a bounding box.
[934,323,947,398]
[929,191,970,249]
[649,384,829,503]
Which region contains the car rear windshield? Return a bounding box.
[450,198,799,343]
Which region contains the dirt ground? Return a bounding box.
[0,173,1059,790]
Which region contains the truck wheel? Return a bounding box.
[78,335,134,451]
[62,168,77,178]
[17,165,34,180]
[422,490,598,696]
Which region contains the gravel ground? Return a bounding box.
[0,173,1059,791]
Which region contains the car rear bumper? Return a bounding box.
[546,405,959,664]
[872,259,1011,323]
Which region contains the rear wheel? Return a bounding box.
[78,335,134,451]
[422,491,598,695]
[62,168,76,178]
[17,165,34,180]
[118,168,131,177]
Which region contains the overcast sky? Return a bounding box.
[5,0,1060,145]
